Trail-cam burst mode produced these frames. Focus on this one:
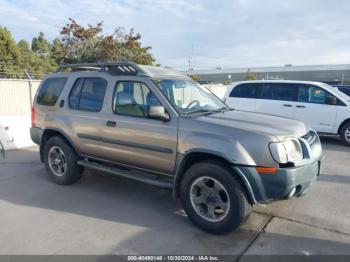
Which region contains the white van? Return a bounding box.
[223,80,350,145]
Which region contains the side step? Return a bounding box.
[77,160,173,189]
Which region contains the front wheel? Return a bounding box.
[340,122,350,146]
[180,161,252,235]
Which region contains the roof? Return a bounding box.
[230,79,326,86]
[55,62,187,79]
[189,64,350,75]
[138,65,186,78]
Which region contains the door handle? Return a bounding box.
[296,105,306,108]
[283,104,292,107]
[106,121,117,127]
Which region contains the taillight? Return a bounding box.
[31,106,35,128]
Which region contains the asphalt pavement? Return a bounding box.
[0,137,349,258]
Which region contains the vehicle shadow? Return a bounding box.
[319,136,349,152]
[0,147,267,254]
[318,173,350,184]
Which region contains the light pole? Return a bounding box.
[24,69,33,107]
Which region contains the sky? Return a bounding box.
[1,0,350,70]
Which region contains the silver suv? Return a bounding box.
[30,62,323,234]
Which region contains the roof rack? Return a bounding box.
[58,62,146,76]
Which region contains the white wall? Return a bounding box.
[0,79,41,150]
[203,84,229,99]
[0,115,34,150]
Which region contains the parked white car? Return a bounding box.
[223,80,350,145]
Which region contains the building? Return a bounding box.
[187,64,350,85]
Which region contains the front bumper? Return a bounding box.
[237,159,322,203]
[235,129,323,204]
[263,159,321,200]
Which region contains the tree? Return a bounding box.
[59,18,155,65]
[245,68,258,80]
[0,27,23,78]
[31,32,51,57]
[18,39,58,79]
[112,27,155,65]
[189,74,201,82]
[51,38,65,64]
[0,19,157,79]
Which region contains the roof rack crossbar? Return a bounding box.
[58,62,146,76]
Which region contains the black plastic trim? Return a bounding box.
[30,127,44,145]
[77,159,173,189]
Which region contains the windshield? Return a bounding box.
[153,79,228,115]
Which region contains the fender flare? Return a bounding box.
[40,127,80,161]
[172,149,258,204]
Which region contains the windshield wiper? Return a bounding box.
[211,106,231,113]
[186,109,212,115]
[185,107,231,116]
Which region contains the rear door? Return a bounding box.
[65,77,109,157]
[255,83,297,118]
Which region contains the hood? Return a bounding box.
[197,110,308,141]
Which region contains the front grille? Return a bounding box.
[300,130,322,160]
[301,130,318,148]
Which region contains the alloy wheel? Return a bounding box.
[48,146,67,177]
[190,176,230,222]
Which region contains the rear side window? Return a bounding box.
[36,77,67,106]
[230,83,298,101]
[260,83,298,101]
[230,83,259,98]
[68,78,107,112]
[69,79,84,109]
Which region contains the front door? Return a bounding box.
[294,84,338,133]
[100,78,178,175]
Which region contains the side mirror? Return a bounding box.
[148,106,170,121]
[326,96,337,105]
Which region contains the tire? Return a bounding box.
[340,122,350,146]
[180,161,252,235]
[43,136,84,185]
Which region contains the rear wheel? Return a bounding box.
[180,161,252,235]
[340,122,350,146]
[43,136,84,185]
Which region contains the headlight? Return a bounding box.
[269,139,303,164]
